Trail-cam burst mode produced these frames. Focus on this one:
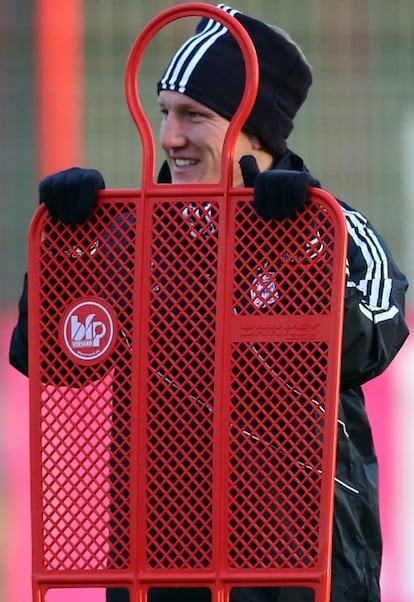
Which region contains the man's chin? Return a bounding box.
[171,172,221,185]
[170,164,211,185]
[171,174,202,185]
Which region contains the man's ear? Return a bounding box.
[249,134,263,150]
[247,135,274,173]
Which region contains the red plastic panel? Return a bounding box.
[29,186,347,601]
[28,4,347,601]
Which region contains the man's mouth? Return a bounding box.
[174,158,199,168]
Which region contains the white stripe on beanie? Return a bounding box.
[159,4,240,94]
[159,18,219,89]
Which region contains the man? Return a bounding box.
[10,4,409,601]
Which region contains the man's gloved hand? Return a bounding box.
[39,167,105,225]
[239,155,320,221]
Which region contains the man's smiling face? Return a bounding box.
[158,90,257,186]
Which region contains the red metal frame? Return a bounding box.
[28,4,348,601]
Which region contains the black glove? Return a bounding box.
[39,167,105,225]
[239,155,320,221]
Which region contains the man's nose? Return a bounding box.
[160,114,187,149]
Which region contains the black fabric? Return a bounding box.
[39,166,105,225]
[9,272,29,376]
[107,588,130,602]
[339,200,410,389]
[157,160,172,183]
[239,154,320,220]
[157,4,312,157]
[106,587,315,602]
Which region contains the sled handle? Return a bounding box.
[125,2,259,190]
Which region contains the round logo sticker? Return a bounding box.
[60,298,118,364]
[250,270,279,310]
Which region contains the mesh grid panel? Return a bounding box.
[145,200,219,569]
[228,340,326,569]
[29,189,346,599]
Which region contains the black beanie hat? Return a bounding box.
[157,3,312,158]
